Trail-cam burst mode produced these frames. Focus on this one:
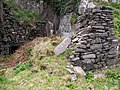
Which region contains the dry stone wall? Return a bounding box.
[0,3,46,55]
[69,6,119,71]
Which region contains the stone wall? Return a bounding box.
[69,6,119,71]
[0,3,46,55]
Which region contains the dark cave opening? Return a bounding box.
[10,45,19,54]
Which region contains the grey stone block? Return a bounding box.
[107,55,116,58]
[69,55,75,59]
[71,57,80,61]
[76,43,86,49]
[75,48,86,53]
[92,26,104,29]
[90,44,102,50]
[96,30,105,33]
[82,54,96,59]
[106,59,117,66]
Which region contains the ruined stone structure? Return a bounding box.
[0,3,46,55]
[69,6,119,71]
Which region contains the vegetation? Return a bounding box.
[40,0,79,15]
[4,0,43,24]
[25,48,33,54]
[106,70,120,80]
[15,62,32,74]
[0,37,120,90]
[70,14,78,25]
[0,76,9,84]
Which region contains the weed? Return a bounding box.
[85,72,94,83]
[1,54,11,59]
[67,82,76,90]
[60,48,72,57]
[0,76,9,84]
[106,70,120,80]
[15,62,32,74]
[118,58,120,62]
[26,48,32,54]
[71,15,78,25]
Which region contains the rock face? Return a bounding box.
[58,13,74,37]
[69,6,119,71]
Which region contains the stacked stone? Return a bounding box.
[69,6,119,71]
[0,3,46,55]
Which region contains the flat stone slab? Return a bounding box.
[94,74,105,79]
[54,37,71,55]
[73,66,86,76]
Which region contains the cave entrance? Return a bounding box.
[10,45,20,54]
